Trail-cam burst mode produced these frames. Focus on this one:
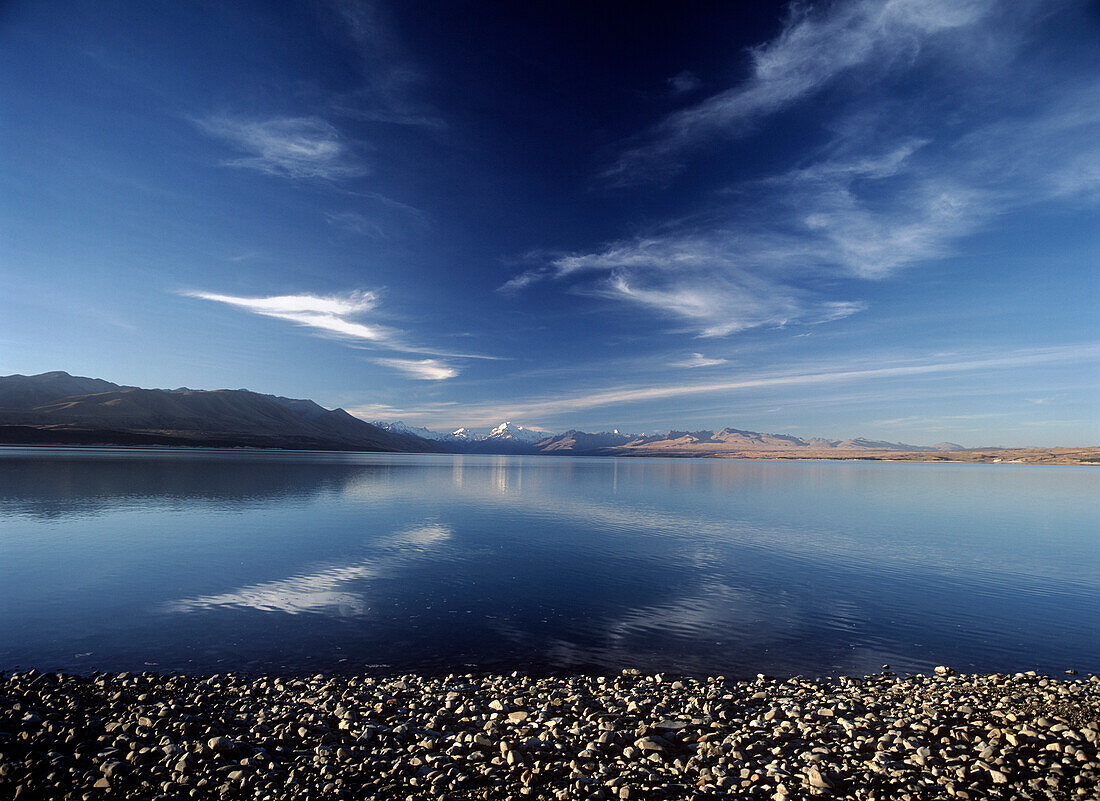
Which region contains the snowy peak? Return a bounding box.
[371,420,450,441]
[368,421,550,445]
[485,421,549,444]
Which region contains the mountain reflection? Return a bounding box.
[0,449,400,518]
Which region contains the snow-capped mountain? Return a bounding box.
[370,420,451,441]
[371,421,552,446]
[484,421,551,444]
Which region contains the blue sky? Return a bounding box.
[1,0,1097,445]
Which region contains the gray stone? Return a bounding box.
[207,736,236,754]
[805,766,832,789]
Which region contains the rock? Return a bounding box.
[805,766,832,789]
[207,736,236,754]
[2,667,1099,801]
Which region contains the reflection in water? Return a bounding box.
[0,448,390,517]
[452,455,464,489]
[1,447,1098,678]
[168,558,378,616]
[165,524,452,616]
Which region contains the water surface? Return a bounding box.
[1,447,1097,678]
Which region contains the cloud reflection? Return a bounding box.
[163,523,451,616]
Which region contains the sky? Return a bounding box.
[1,0,1098,446]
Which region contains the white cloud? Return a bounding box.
[505,1,1100,338]
[671,353,728,368]
[605,0,997,183]
[195,115,366,180]
[516,240,867,336]
[374,358,458,381]
[347,401,407,419]
[184,290,389,342]
[607,276,720,321]
[382,343,1100,428]
[597,272,831,337]
[183,290,463,379]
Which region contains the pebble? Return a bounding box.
[0,667,1097,800]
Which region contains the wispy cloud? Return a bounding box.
[667,70,701,96]
[325,193,428,240]
[596,271,864,337]
[374,358,458,381]
[507,234,868,336]
[194,115,366,180]
[671,353,728,368]
[604,0,997,183]
[184,290,389,341]
[327,0,446,129]
[870,413,1002,428]
[377,343,1100,428]
[182,290,464,379]
[325,211,386,239]
[347,401,407,419]
[506,1,1100,338]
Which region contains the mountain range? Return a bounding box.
[372,420,554,452]
[371,420,967,454]
[0,371,435,452]
[0,371,969,456]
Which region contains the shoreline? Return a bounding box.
[2,668,1097,800]
[1,440,1098,466]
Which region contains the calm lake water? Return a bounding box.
[1,447,1097,679]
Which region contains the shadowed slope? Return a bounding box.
[0,372,437,452]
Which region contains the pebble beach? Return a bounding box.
[3,666,1099,800]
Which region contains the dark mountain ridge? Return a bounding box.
[0,372,437,453]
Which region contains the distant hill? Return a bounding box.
[0,371,123,408]
[537,430,635,453]
[369,421,970,456]
[529,427,965,456]
[0,371,1004,458]
[0,372,438,452]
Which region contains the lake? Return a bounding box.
[1,447,1097,679]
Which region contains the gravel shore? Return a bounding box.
[2,667,1098,801]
